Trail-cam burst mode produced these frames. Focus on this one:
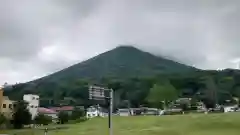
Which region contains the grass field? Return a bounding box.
[2,113,240,135]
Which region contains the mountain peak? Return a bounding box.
[35,45,196,83]
[111,45,142,52]
[115,45,138,49]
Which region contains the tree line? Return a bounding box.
[4,69,240,110]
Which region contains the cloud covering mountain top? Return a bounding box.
[0,0,239,84]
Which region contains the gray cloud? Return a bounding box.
[0,0,240,84]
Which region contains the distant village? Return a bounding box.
[0,87,83,124]
[1,84,240,126]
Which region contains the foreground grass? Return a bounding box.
[2,113,240,135]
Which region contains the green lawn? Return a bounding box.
[2,113,240,135]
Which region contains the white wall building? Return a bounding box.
[118,109,132,116]
[23,94,39,119]
[86,106,108,118]
[223,105,238,113]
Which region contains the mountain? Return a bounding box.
[7,46,240,107]
[35,46,197,83]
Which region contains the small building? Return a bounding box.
[86,107,98,118]
[38,107,58,122]
[223,105,238,113]
[118,108,159,116]
[23,94,40,119]
[118,109,132,116]
[1,96,16,119]
[143,108,159,115]
[164,108,183,115]
[86,106,108,118]
[170,98,192,108]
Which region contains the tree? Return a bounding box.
[118,100,131,108]
[217,77,235,91]
[70,109,85,120]
[58,112,69,124]
[0,113,7,127]
[233,86,240,100]
[34,114,52,125]
[145,82,178,109]
[200,76,218,107]
[12,101,32,129]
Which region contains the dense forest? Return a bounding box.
[4,69,240,109]
[3,46,240,109]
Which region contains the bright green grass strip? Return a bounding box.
[3,113,240,135]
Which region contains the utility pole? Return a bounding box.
[89,86,114,135]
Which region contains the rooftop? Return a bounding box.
[24,94,39,97]
[38,107,57,114]
[2,96,16,102]
[3,96,9,100]
[49,106,74,111]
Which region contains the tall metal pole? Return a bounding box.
[89,85,113,135]
[109,89,113,135]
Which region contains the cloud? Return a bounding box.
[0,0,240,84]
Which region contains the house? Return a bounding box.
[175,98,192,104]
[118,108,142,116]
[143,108,159,115]
[118,109,132,116]
[23,94,40,119]
[0,88,16,119]
[86,106,98,118]
[49,106,75,115]
[222,105,238,113]
[159,108,183,115]
[1,96,16,119]
[170,98,192,108]
[86,106,108,118]
[118,108,160,116]
[38,107,58,122]
[0,87,3,112]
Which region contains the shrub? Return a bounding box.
[0,113,8,129]
[58,112,69,124]
[34,114,52,125]
[70,109,85,120]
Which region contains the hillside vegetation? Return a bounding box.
[4,46,240,108]
[36,46,196,83]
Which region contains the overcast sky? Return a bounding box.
[0,0,240,84]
